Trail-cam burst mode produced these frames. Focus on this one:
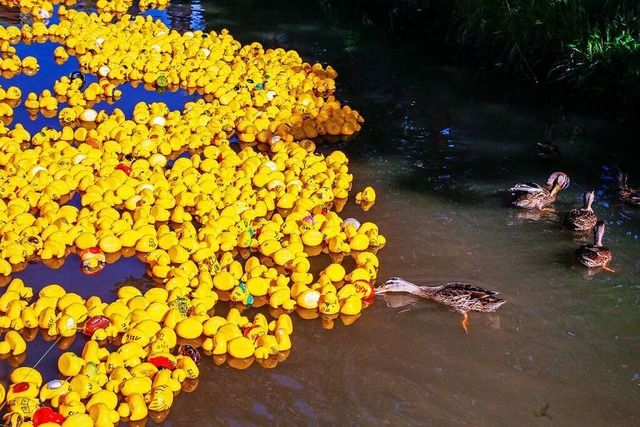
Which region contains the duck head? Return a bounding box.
[547,171,570,195]
[374,277,419,295]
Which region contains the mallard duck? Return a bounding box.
[535,140,560,158]
[535,122,560,158]
[375,277,506,333]
[616,170,640,206]
[510,171,570,210]
[575,221,613,272]
[564,190,598,231]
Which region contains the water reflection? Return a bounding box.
[165,0,205,32]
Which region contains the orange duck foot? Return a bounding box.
[461,313,469,334]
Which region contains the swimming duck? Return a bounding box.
[564,190,598,232]
[575,221,613,272]
[616,170,640,206]
[510,171,570,210]
[535,122,560,158]
[375,277,506,333]
[535,140,560,159]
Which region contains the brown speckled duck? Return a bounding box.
[375,277,506,333]
[617,170,640,206]
[575,221,613,272]
[535,140,560,159]
[564,190,598,232]
[510,171,570,210]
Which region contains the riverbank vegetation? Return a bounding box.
[320,0,640,121]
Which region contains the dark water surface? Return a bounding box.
[1,0,640,425]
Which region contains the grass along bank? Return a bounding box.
[320,0,640,121]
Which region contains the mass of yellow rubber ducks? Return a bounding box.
[0,0,381,425]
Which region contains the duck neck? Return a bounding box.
[396,281,434,298]
[415,285,438,298]
[583,192,594,211]
[594,226,604,247]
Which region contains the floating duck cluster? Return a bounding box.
[0,1,381,426]
[510,171,616,271]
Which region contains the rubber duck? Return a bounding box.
[175,317,204,340]
[4,86,21,101]
[355,187,376,211]
[126,393,149,421]
[86,389,119,414]
[230,282,254,306]
[25,92,40,109]
[510,171,570,210]
[564,190,598,232]
[376,277,506,333]
[33,406,66,426]
[69,374,100,399]
[147,369,175,412]
[11,367,42,389]
[21,56,39,71]
[69,71,86,89]
[0,330,27,355]
[79,247,106,275]
[58,352,86,377]
[319,291,340,315]
[58,391,86,418]
[6,397,41,424]
[119,376,152,397]
[575,221,614,272]
[226,336,255,359]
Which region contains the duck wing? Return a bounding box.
[437,282,500,298]
[430,282,505,313]
[564,209,597,231]
[576,244,612,267]
[509,182,544,194]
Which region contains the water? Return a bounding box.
[170,2,640,425]
[2,0,640,425]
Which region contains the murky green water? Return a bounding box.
[1,0,639,425]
